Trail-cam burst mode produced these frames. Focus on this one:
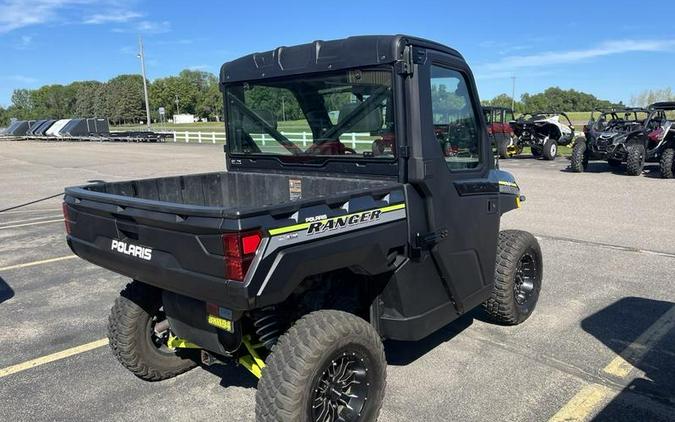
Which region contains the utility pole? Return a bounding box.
[175,95,180,115]
[511,76,516,111]
[281,97,286,121]
[137,35,151,129]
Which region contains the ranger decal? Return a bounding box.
[307,210,382,234]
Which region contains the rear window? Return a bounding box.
[225,67,396,161]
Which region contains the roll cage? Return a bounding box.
[587,107,649,132]
[516,111,573,127]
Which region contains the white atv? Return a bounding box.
[510,112,575,160]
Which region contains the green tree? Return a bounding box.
[73,81,103,117]
[106,75,146,124]
[30,84,77,118]
[519,87,621,113]
[149,69,220,120]
[0,106,8,126]
[10,89,34,119]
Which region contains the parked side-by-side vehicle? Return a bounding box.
[509,111,575,160]
[64,35,543,422]
[572,103,675,176]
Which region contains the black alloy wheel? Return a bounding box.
[310,349,371,422]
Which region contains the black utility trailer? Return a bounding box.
[64,35,543,422]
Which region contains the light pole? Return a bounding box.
[174,95,180,115]
[137,35,152,129]
[511,76,516,111]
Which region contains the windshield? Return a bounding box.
[592,110,649,131]
[225,67,395,161]
[646,108,675,129]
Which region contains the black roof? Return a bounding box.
[650,101,675,110]
[220,35,463,84]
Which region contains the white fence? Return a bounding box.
[168,131,375,149]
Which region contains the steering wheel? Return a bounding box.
[344,146,357,154]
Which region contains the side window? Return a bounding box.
[430,66,481,170]
[484,109,493,124]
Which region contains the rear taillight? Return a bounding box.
[62,202,72,235]
[222,231,262,281]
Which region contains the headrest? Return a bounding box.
[337,102,383,133]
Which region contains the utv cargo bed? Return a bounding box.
[67,171,399,218]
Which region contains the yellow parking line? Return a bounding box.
[602,305,675,378]
[0,219,64,230]
[548,384,613,422]
[0,255,76,271]
[548,304,675,421]
[0,338,109,378]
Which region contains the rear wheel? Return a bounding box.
[542,139,557,160]
[107,281,197,381]
[256,310,386,422]
[484,230,543,325]
[570,140,587,172]
[625,144,645,176]
[497,138,509,159]
[659,148,675,178]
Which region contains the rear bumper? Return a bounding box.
[67,235,252,310]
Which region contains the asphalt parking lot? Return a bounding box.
[1,141,673,421]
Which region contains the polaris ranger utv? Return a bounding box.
[63,35,542,422]
[510,111,575,160]
[571,107,650,173]
[483,106,517,159]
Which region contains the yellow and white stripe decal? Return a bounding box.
[498,180,519,188]
[268,203,406,236]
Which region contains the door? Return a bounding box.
[407,51,500,313]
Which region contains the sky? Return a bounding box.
[1,0,674,107]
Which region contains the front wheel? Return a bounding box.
[107,281,197,381]
[660,148,675,178]
[256,310,386,422]
[625,144,645,176]
[484,230,543,325]
[542,139,557,160]
[570,140,587,172]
